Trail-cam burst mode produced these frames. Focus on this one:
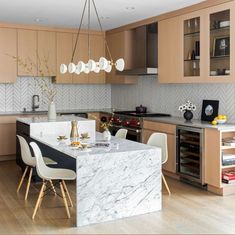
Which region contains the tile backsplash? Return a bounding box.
[111,76,235,123]
[0,77,111,112]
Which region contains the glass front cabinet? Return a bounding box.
[181,1,235,82]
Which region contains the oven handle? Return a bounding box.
[111,125,142,133]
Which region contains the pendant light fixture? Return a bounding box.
[60,0,125,75]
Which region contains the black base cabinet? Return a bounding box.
[16,121,76,181]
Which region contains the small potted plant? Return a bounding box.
[178,101,196,121]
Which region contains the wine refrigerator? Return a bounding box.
[176,125,206,186]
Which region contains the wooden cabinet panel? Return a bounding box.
[72,33,89,84]
[88,34,105,84]
[17,29,37,76]
[37,31,56,76]
[142,128,176,173]
[106,31,136,84]
[0,28,17,83]
[55,32,73,84]
[87,112,100,132]
[158,16,182,83]
[143,120,176,135]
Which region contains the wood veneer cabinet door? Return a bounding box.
[72,33,89,84]
[17,29,37,76]
[88,34,105,84]
[0,28,17,83]
[106,31,136,84]
[158,16,182,83]
[55,32,73,84]
[38,31,56,76]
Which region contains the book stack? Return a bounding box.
[223,137,235,146]
[222,170,235,184]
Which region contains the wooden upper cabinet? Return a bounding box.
[37,31,56,77]
[88,34,105,84]
[106,31,136,84]
[0,28,17,83]
[72,33,89,84]
[55,32,73,84]
[158,16,182,83]
[17,29,37,76]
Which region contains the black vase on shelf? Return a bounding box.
[184,110,193,121]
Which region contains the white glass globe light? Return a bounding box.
[88,59,96,71]
[94,65,101,73]
[60,64,67,74]
[75,65,81,75]
[105,64,112,73]
[77,61,86,73]
[84,65,90,74]
[115,58,125,71]
[99,57,108,70]
[68,63,76,73]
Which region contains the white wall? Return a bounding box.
[0,77,111,112]
[111,76,235,122]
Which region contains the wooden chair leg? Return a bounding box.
[62,180,73,207]
[49,180,56,195]
[162,173,171,196]
[32,182,46,219]
[39,181,47,208]
[60,181,71,218]
[25,167,33,200]
[17,166,28,192]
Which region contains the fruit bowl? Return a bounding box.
[216,119,227,124]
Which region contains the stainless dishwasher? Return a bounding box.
[176,125,206,187]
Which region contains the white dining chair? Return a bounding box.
[30,142,76,219]
[147,132,171,195]
[16,135,57,200]
[115,128,128,139]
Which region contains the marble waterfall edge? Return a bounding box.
[76,148,162,226]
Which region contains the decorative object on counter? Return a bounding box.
[178,101,196,121]
[201,100,219,122]
[135,105,147,113]
[212,114,227,125]
[103,129,111,142]
[48,101,57,121]
[60,0,125,76]
[213,20,220,29]
[70,120,79,142]
[213,36,230,57]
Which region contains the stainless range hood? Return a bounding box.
[118,23,158,76]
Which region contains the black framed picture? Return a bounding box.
[201,100,219,122]
[213,36,230,57]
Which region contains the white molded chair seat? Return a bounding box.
[147,132,171,195]
[30,142,76,219]
[115,128,128,139]
[16,135,57,200]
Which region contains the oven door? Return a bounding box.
[109,125,142,142]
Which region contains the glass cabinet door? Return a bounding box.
[210,9,230,77]
[184,17,200,77]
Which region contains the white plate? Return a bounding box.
[216,119,226,124]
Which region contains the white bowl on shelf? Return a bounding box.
[216,119,227,124]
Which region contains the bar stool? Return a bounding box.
[16,135,57,200]
[115,128,128,139]
[30,142,76,219]
[147,132,171,195]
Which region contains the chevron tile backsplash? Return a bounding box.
[0,77,111,112]
[111,76,235,123]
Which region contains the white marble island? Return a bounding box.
[16,117,162,227]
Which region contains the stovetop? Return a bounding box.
[114,111,171,118]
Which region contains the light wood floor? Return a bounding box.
[1,160,235,234]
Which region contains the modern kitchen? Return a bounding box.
[0,0,235,234]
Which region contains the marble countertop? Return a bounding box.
[143,116,235,130]
[0,108,116,116]
[31,132,157,157]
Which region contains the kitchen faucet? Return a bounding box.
[32,95,40,111]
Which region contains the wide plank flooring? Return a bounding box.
[1,160,235,234]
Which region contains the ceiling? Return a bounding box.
[0,0,205,30]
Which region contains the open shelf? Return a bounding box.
[184,59,200,62]
[211,55,230,60]
[221,146,235,150]
[184,31,200,37]
[210,26,230,32]
[222,164,235,169]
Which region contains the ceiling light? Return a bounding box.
[60,0,125,76]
